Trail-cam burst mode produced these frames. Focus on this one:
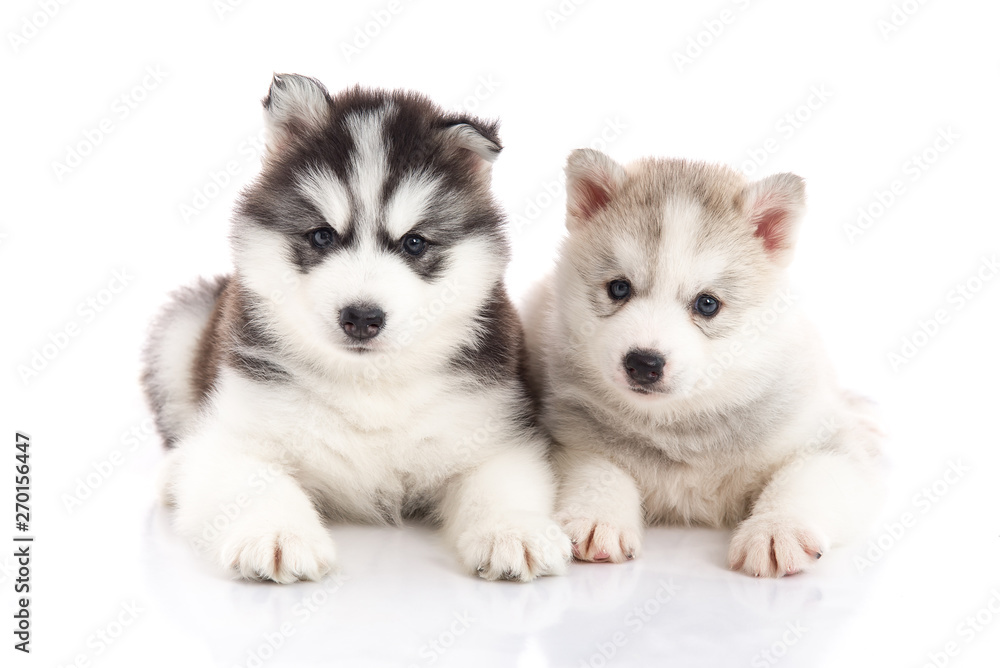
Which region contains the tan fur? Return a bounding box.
[524,149,884,576]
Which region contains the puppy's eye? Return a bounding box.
[607,279,631,301]
[308,227,335,249]
[402,233,428,257]
[694,294,720,317]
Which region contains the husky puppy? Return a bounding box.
[142,75,571,584]
[523,149,883,577]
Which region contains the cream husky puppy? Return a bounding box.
[143,75,570,583]
[523,149,883,577]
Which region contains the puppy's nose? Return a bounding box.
[339,305,385,340]
[624,350,665,385]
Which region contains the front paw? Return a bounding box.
[728,514,827,578]
[456,516,572,582]
[560,516,643,563]
[218,521,337,585]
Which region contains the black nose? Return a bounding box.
[339,305,385,340]
[624,350,665,385]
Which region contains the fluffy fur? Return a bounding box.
[142,75,570,584]
[523,149,883,577]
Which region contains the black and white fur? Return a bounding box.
[143,75,571,584]
[523,149,883,577]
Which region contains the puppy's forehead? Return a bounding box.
[656,196,732,285]
[294,104,448,238]
[343,107,391,222]
[595,162,755,290]
[643,158,746,216]
[604,195,730,271]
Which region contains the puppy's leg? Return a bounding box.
[556,449,644,563]
[162,429,337,584]
[728,450,880,577]
[440,445,571,582]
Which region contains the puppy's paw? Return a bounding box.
[457,516,572,582]
[219,522,337,584]
[561,517,643,563]
[728,514,827,578]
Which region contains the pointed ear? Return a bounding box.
[440,120,502,174]
[746,172,806,266]
[262,73,331,158]
[565,148,626,229]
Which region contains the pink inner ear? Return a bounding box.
[753,199,790,253]
[573,177,612,220]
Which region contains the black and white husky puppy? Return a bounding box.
[142,75,570,583]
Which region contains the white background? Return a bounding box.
[3,0,999,666]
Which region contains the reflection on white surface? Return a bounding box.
[142,503,871,668]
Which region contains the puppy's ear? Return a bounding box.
[262,73,331,158]
[565,149,626,229]
[746,173,806,267]
[440,119,502,175]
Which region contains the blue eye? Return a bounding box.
[403,234,428,256]
[608,280,631,301]
[308,227,335,249]
[694,294,720,317]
